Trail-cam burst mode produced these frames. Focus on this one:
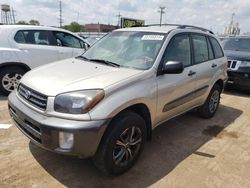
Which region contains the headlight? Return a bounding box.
[54,90,104,114]
[240,61,250,67]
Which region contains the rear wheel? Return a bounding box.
[198,84,221,118]
[93,111,146,175]
[0,67,25,95]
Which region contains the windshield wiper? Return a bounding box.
[88,59,120,67]
[76,56,120,68]
[76,56,90,61]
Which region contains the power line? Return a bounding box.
[158,6,166,26]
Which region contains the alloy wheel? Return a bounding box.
[113,126,142,167]
[209,90,220,113]
[2,73,22,92]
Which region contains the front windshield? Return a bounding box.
[222,38,250,52]
[83,31,166,70]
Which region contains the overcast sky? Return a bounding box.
[2,0,250,34]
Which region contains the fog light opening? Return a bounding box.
[59,132,74,150]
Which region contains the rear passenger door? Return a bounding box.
[156,34,198,124]
[190,34,223,104]
[14,30,59,68]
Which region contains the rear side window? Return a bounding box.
[207,37,214,60]
[14,30,57,46]
[210,37,224,58]
[163,34,191,67]
[14,31,26,43]
[191,35,209,64]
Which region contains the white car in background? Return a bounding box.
[0,25,90,94]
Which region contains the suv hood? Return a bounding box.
[21,58,142,96]
[225,50,250,61]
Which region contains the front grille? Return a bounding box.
[18,84,47,111]
[227,60,239,70]
[9,106,42,144]
[232,61,237,68]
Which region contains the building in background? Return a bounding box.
[224,13,240,36]
[84,23,117,32]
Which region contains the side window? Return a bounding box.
[33,31,55,45]
[207,37,214,60]
[163,34,191,67]
[14,30,56,46]
[210,37,224,58]
[191,34,209,64]
[14,31,26,43]
[53,32,82,48]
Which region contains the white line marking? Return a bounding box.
[0,124,12,129]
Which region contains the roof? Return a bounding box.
[116,26,177,33]
[0,25,66,32]
[115,24,214,35]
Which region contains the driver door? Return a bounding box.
[156,34,198,124]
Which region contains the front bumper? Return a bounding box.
[8,92,109,158]
[227,69,250,89]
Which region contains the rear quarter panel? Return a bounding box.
[0,28,21,64]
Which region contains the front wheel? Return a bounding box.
[0,67,25,95]
[198,84,221,118]
[93,111,146,175]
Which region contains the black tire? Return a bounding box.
[198,84,221,118]
[93,111,147,175]
[0,66,25,95]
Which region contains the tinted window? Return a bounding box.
[210,37,224,58]
[222,38,250,52]
[163,34,191,67]
[192,35,209,64]
[207,37,214,60]
[14,30,56,45]
[14,31,26,43]
[53,32,83,48]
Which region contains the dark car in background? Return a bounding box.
[221,36,250,90]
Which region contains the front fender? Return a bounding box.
[89,75,157,126]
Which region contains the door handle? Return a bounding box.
[188,70,196,76]
[211,63,217,68]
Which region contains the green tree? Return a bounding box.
[63,22,84,32]
[29,19,40,26]
[16,20,29,25]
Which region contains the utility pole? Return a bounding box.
[158,6,165,26]
[116,12,122,28]
[59,0,63,27]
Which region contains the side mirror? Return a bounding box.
[162,61,184,74]
[84,43,89,50]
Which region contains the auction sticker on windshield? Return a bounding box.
[142,35,164,41]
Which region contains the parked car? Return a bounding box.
[85,37,101,45]
[0,25,90,94]
[221,36,250,90]
[8,24,227,175]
